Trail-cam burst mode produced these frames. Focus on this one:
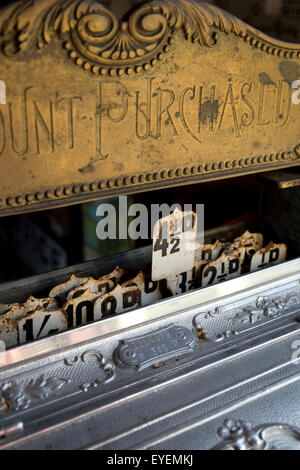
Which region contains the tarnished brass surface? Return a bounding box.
[0,0,300,216]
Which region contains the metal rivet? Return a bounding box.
[64,186,71,196]
[16,196,25,205]
[7,197,14,206]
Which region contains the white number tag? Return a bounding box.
[18,309,67,344]
[250,243,287,272]
[202,253,241,288]
[152,208,197,293]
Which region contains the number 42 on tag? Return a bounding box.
[152,208,198,295]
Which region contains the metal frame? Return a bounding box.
[1,258,299,369]
[0,258,298,449]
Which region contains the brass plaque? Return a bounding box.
[0,0,300,215]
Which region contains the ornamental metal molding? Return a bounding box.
[231,293,299,326]
[204,307,222,320]
[193,306,222,332]
[0,375,69,412]
[1,1,300,216]
[213,419,300,450]
[215,329,239,342]
[192,292,299,343]
[0,0,245,74]
[1,0,300,75]
[64,349,116,390]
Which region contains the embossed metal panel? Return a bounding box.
[0,259,298,449]
[0,0,300,215]
[115,324,196,370]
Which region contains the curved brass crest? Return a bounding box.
[0,0,249,74]
[0,0,300,215]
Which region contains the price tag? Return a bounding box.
[66,277,115,301]
[250,242,287,272]
[18,309,67,345]
[63,290,104,328]
[94,285,141,319]
[152,208,197,293]
[234,231,263,251]
[195,241,225,262]
[0,296,59,348]
[201,253,241,288]
[175,259,208,294]
[123,272,162,307]
[49,274,89,305]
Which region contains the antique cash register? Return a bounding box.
[0,0,299,450]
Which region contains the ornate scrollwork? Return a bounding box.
[231,293,299,325]
[214,419,300,450]
[64,349,116,389]
[0,375,69,412]
[0,0,249,74]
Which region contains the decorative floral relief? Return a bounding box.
[193,292,299,342]
[0,0,248,72]
[192,307,221,331]
[214,419,300,450]
[204,307,221,319]
[64,349,116,390]
[0,376,69,412]
[231,293,299,325]
[215,329,239,342]
[0,350,116,413]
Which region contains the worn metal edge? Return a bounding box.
[1,161,299,218]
